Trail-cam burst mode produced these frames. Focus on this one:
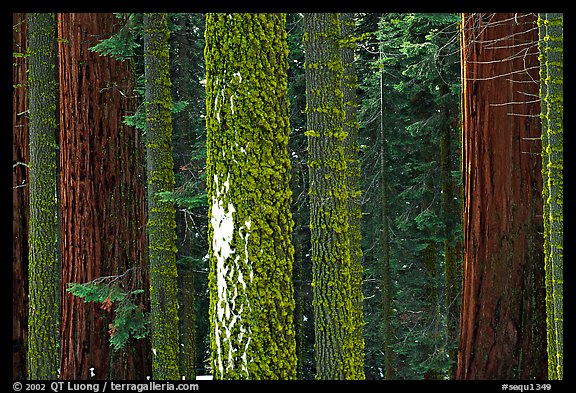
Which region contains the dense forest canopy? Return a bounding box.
[12,12,562,382]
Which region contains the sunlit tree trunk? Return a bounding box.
[205,13,297,380]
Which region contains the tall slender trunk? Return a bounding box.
[143,12,181,380]
[27,12,60,380]
[457,13,546,380]
[169,14,196,380]
[303,13,364,380]
[538,12,563,380]
[340,12,366,378]
[439,81,460,380]
[378,41,394,381]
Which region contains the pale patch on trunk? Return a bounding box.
[210,174,253,377]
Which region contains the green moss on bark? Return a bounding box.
[538,12,563,380]
[143,12,180,380]
[26,12,60,380]
[303,13,365,380]
[205,13,297,380]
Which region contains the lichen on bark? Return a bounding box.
[205,13,297,380]
[26,12,60,380]
[538,12,563,381]
[303,12,365,380]
[143,12,181,380]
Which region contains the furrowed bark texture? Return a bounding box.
[303,13,364,380]
[339,13,366,377]
[58,12,149,380]
[13,12,29,380]
[27,12,60,380]
[143,12,181,380]
[538,12,563,380]
[205,13,297,379]
[457,13,547,380]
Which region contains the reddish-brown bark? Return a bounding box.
[457,13,547,379]
[13,12,29,380]
[58,13,149,379]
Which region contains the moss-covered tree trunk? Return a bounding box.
[303,13,364,380]
[457,13,547,380]
[26,12,60,380]
[58,13,149,380]
[143,12,181,380]
[339,14,366,378]
[13,12,29,380]
[538,12,563,381]
[205,13,297,380]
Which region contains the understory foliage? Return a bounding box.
[67,278,149,351]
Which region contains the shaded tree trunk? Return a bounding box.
[205,13,297,380]
[439,81,461,380]
[58,12,149,380]
[457,12,546,380]
[169,14,196,380]
[12,12,29,380]
[27,12,60,380]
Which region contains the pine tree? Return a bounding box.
[457,13,546,379]
[143,12,181,380]
[205,13,297,380]
[303,13,364,380]
[538,12,563,380]
[26,12,60,380]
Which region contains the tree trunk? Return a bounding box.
[27,12,60,380]
[205,13,297,380]
[169,14,197,380]
[12,12,29,380]
[143,12,181,380]
[339,12,366,378]
[457,12,547,380]
[439,81,460,380]
[538,12,563,380]
[303,12,364,380]
[58,12,149,380]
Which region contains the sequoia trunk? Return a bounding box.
[13,12,29,380]
[58,13,149,380]
[457,13,547,380]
